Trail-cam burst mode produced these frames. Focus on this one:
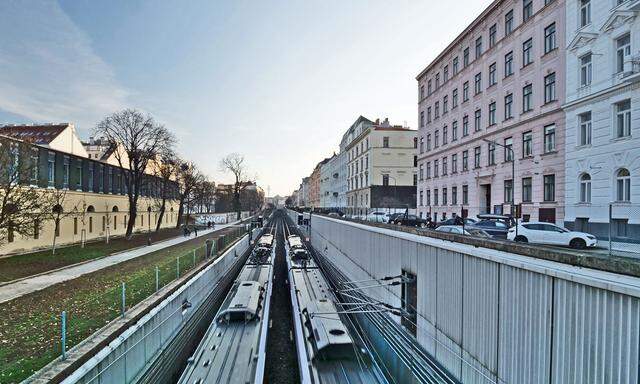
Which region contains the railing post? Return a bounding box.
[193,249,196,267]
[176,256,180,279]
[609,203,613,257]
[155,266,159,292]
[121,282,126,318]
[61,311,67,360]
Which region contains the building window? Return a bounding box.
[489,24,497,48]
[435,130,440,148]
[434,189,439,205]
[522,131,533,157]
[523,38,533,66]
[99,165,104,192]
[489,102,497,125]
[504,137,513,161]
[443,96,448,114]
[434,160,439,177]
[453,56,459,74]
[463,47,470,67]
[420,84,425,100]
[442,157,448,175]
[419,164,424,181]
[62,156,70,189]
[413,173,417,186]
[616,168,631,202]
[30,149,39,184]
[489,62,497,86]
[579,111,592,146]
[427,107,432,123]
[616,34,631,73]
[505,51,514,77]
[419,190,424,206]
[420,111,424,127]
[88,163,94,191]
[76,160,83,190]
[544,124,556,153]
[488,142,496,165]
[504,179,513,203]
[452,120,458,141]
[543,174,555,202]
[523,0,533,22]
[580,0,591,28]
[505,10,514,36]
[580,53,592,86]
[383,137,389,148]
[544,23,556,53]
[427,134,431,151]
[443,187,448,205]
[474,109,482,132]
[452,154,458,173]
[580,173,592,203]
[452,88,458,108]
[463,81,469,102]
[505,93,513,119]
[382,174,389,186]
[475,36,483,59]
[443,125,448,144]
[462,150,469,171]
[462,185,469,205]
[452,186,458,205]
[522,177,532,202]
[428,80,432,95]
[426,190,431,206]
[435,101,440,119]
[47,152,55,187]
[444,65,449,82]
[419,137,424,153]
[544,72,556,103]
[522,84,533,112]
[474,146,481,168]
[474,73,482,94]
[615,100,631,138]
[426,162,431,179]
[462,115,469,136]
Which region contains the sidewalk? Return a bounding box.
[0,222,243,304]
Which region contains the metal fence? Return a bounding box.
[0,225,248,384]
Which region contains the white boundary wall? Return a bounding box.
[296,211,640,384]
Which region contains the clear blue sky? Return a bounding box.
[0,0,491,196]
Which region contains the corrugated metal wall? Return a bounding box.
[299,212,640,384]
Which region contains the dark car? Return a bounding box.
[387,212,405,223]
[394,214,429,228]
[469,219,511,239]
[437,217,477,227]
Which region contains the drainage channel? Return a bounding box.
[264,211,300,384]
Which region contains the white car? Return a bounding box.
[507,222,598,249]
[364,211,389,223]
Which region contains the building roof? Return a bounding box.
[0,123,69,145]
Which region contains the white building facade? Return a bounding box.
[564,0,640,240]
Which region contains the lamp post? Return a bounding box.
[483,138,518,236]
[147,206,152,245]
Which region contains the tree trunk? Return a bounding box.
[126,205,137,238]
[156,198,166,232]
[176,197,185,228]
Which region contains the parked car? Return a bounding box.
[437,217,477,227]
[469,219,511,239]
[387,212,405,223]
[393,214,429,228]
[364,211,389,223]
[507,222,598,249]
[436,225,492,238]
[476,214,516,227]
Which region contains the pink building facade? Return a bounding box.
[416,0,566,224]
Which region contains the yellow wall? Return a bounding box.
[1,189,179,255]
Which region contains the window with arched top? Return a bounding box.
[112,206,119,212]
[87,205,95,213]
[579,173,591,203]
[616,168,631,202]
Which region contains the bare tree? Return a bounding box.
[151,152,178,232]
[175,161,203,228]
[0,138,52,246]
[47,189,77,255]
[95,109,175,238]
[219,153,254,220]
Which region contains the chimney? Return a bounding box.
[89,136,95,145]
[375,118,380,125]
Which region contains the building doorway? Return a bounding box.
[539,208,556,223]
[479,184,491,214]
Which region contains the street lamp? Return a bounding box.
[482,138,518,236]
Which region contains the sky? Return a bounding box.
[0,0,492,196]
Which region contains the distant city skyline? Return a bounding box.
[0,0,491,195]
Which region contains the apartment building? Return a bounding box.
[563,0,640,239]
[344,116,418,216]
[0,124,179,255]
[320,153,344,208]
[416,0,566,224]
